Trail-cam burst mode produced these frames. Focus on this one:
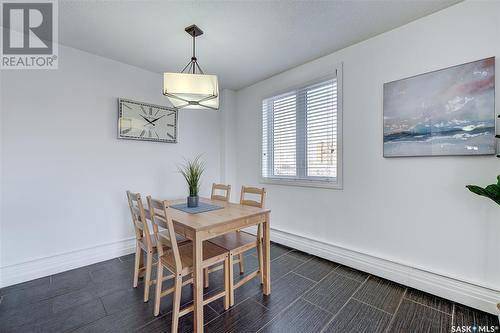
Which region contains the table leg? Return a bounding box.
[193,233,204,333]
[263,213,271,295]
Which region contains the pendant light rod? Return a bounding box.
[192,31,196,73]
[181,24,205,75]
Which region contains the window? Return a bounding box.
[261,67,342,188]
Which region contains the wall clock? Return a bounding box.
[118,98,177,143]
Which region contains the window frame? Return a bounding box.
[259,63,343,190]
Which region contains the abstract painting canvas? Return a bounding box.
[383,57,496,157]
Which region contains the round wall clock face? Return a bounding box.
[118,99,177,143]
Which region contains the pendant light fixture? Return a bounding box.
[163,25,219,110]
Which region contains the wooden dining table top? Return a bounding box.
[147,197,270,232]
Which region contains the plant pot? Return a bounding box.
[187,196,199,208]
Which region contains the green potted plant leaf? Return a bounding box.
[466,175,500,206]
[467,175,500,320]
[178,155,205,208]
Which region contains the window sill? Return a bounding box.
[260,178,343,190]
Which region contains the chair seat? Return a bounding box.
[208,231,258,255]
[160,241,228,275]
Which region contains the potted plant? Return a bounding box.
[466,175,500,318]
[466,175,500,206]
[178,155,205,208]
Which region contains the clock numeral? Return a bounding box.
[140,106,148,115]
[167,124,174,127]
[168,112,175,117]
[149,107,152,115]
[140,129,146,137]
[123,103,132,109]
[167,133,174,140]
[121,128,132,134]
[154,109,160,116]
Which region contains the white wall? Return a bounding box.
[0,45,222,286]
[218,89,238,200]
[234,1,500,311]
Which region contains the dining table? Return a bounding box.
[165,197,272,333]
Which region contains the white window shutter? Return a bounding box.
[262,75,339,185]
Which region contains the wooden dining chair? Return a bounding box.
[207,186,266,306]
[210,183,231,202]
[147,196,231,331]
[202,183,233,287]
[126,191,157,302]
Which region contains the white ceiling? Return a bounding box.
[59,0,461,90]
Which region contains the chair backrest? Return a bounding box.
[211,183,231,202]
[240,186,266,208]
[126,191,154,251]
[146,196,182,273]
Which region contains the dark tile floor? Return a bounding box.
[0,243,498,333]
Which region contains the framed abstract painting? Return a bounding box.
[383,57,496,157]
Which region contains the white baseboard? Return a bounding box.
[245,226,500,315]
[0,238,136,288]
[3,229,499,316]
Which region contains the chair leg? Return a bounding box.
[154,262,163,316]
[171,275,183,333]
[133,244,141,288]
[228,254,235,307]
[144,252,153,302]
[223,257,230,310]
[204,267,209,288]
[257,224,264,285]
[238,254,245,274]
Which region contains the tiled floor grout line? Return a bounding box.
[255,269,334,333]
[287,252,314,263]
[203,295,255,327]
[136,288,214,331]
[288,257,315,277]
[404,297,453,315]
[291,271,321,284]
[206,303,218,314]
[97,297,111,324]
[67,296,120,333]
[271,268,302,286]
[451,303,456,325]
[98,296,110,316]
[318,274,371,333]
[249,248,294,263]
[351,297,394,316]
[331,265,369,284]
[136,312,171,331]
[384,288,407,333]
[294,255,314,266]
[141,309,176,331]
[300,296,335,315]
[256,264,356,333]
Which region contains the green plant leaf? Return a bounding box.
[485,184,500,199]
[177,154,205,197]
[466,176,500,206]
[466,185,488,197]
